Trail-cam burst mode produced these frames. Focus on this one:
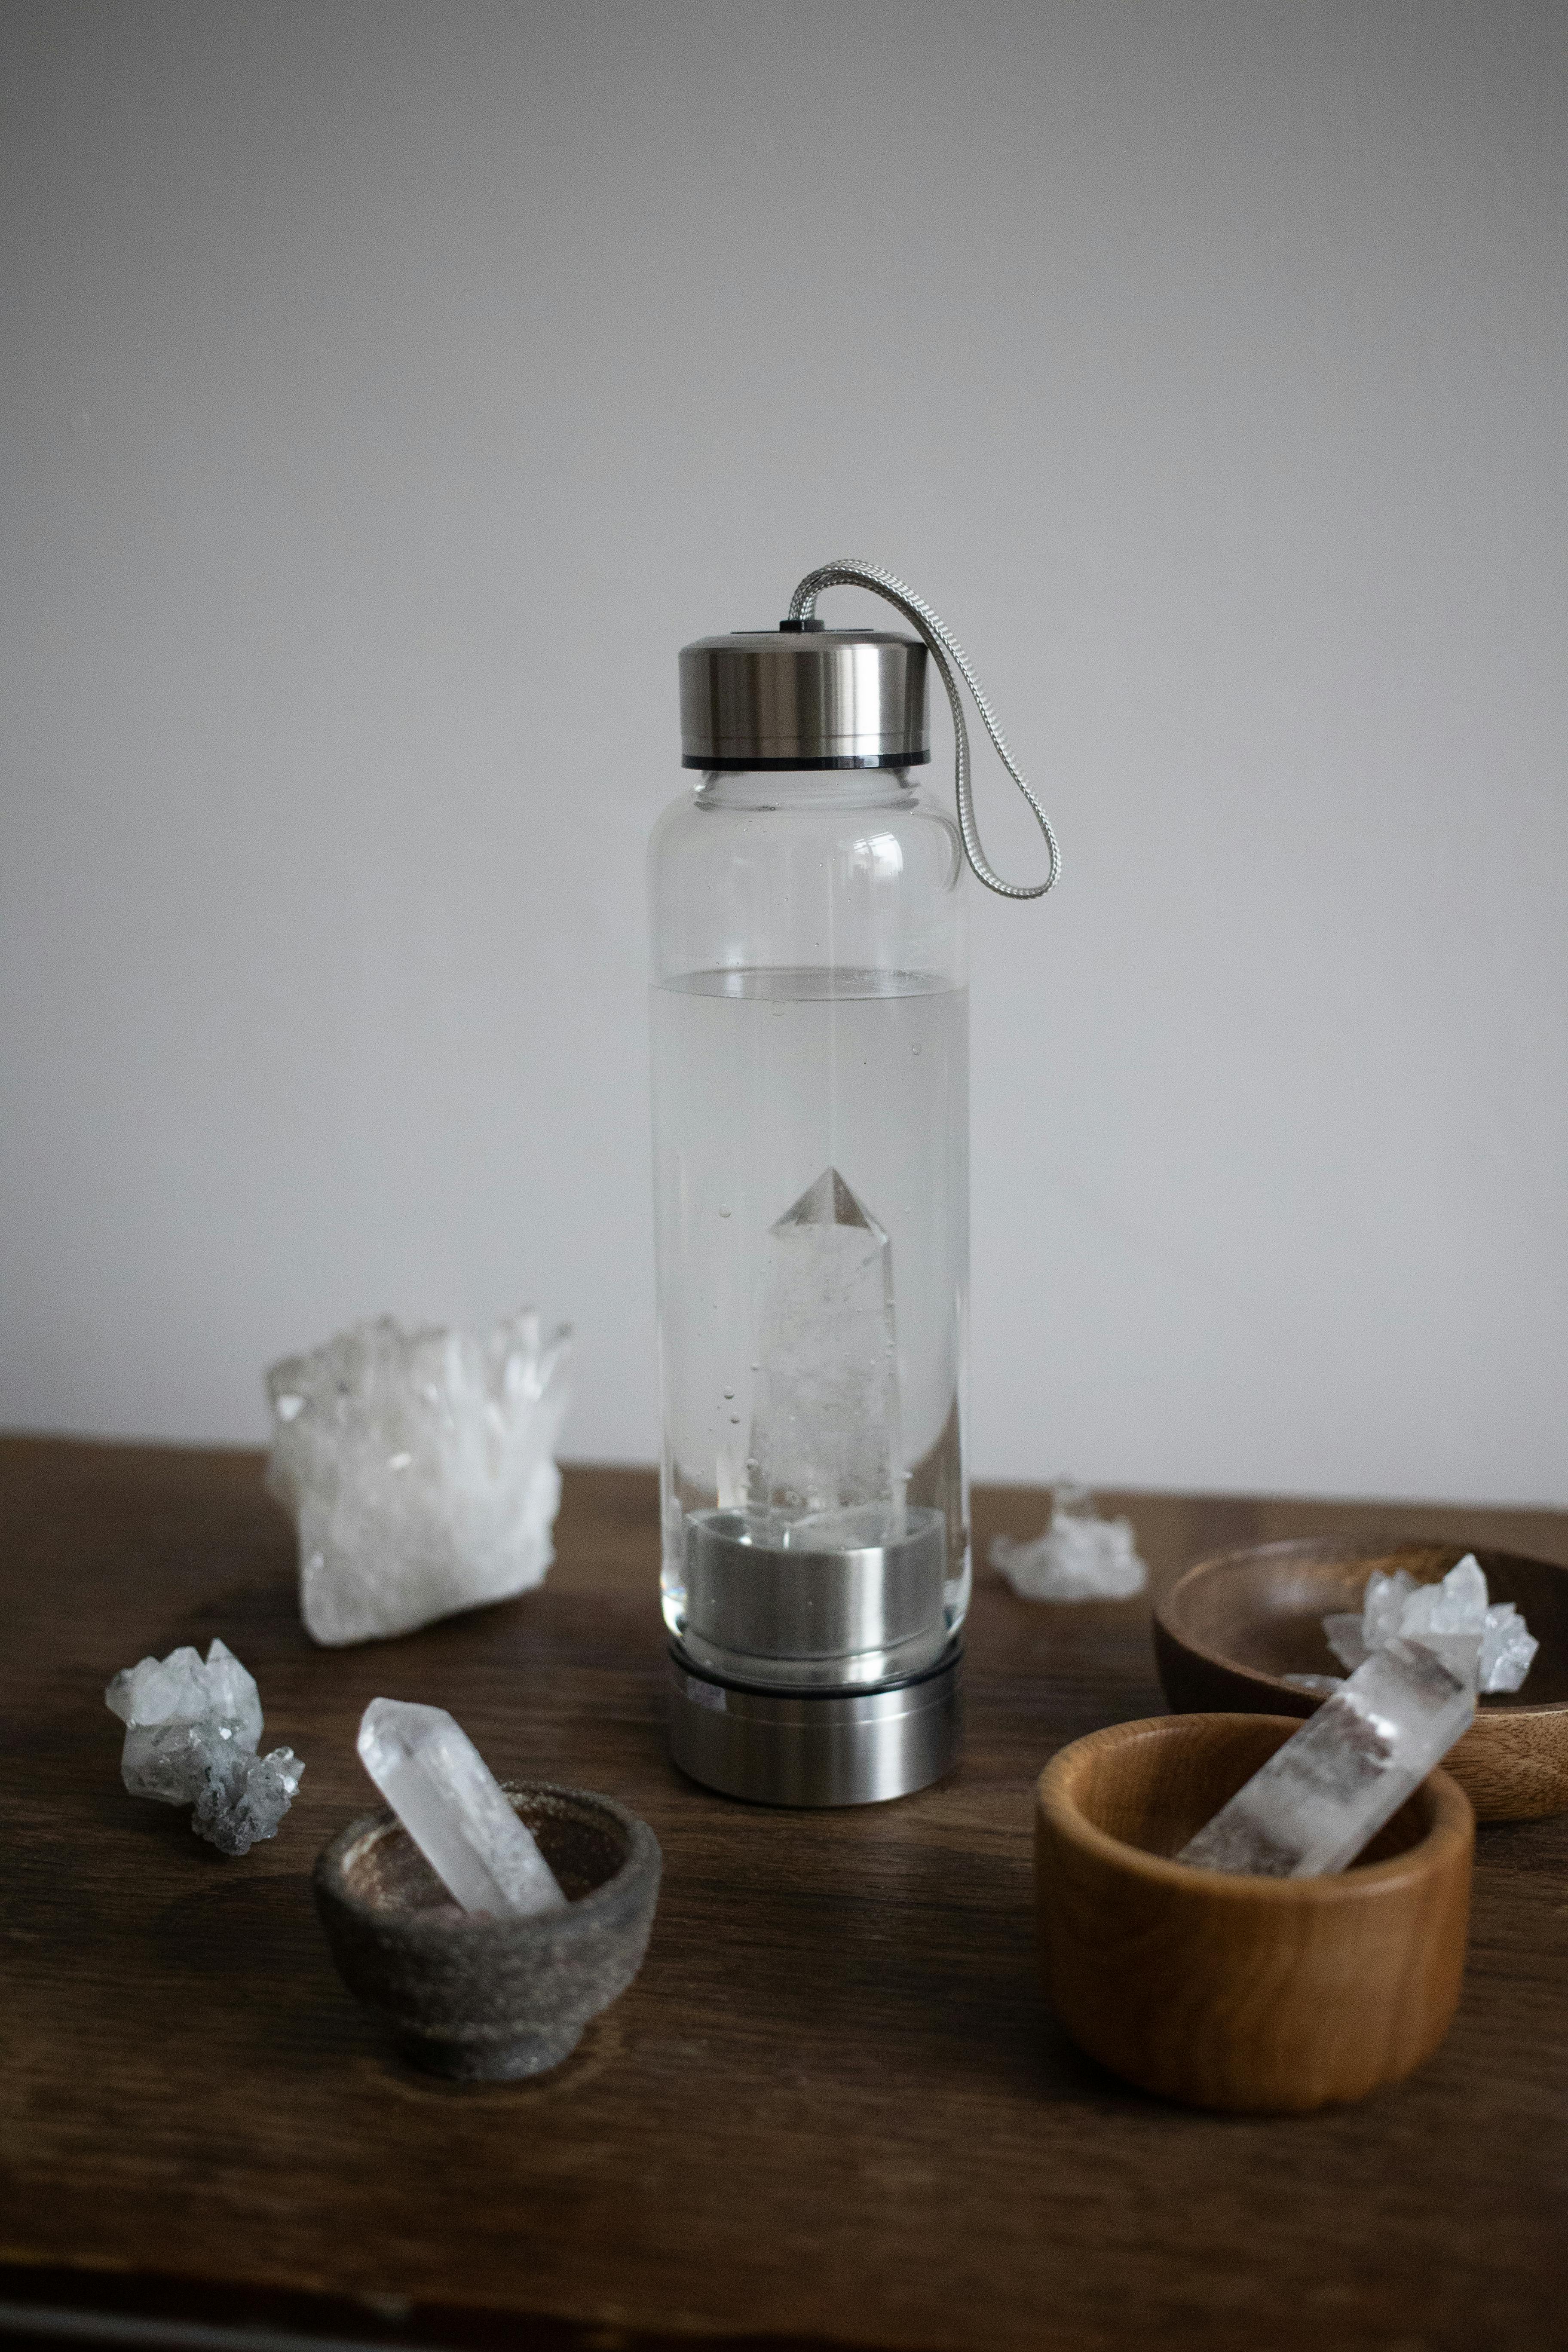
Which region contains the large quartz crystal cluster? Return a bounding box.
[105,1638,303,1855]
[1181,1632,1477,1878]
[266,1310,571,1648]
[990,1481,1147,1602]
[358,1697,566,1917]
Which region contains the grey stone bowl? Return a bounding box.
[313,1782,662,2079]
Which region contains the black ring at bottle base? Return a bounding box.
[682,751,932,771]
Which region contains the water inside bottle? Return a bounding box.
[651,966,969,1666]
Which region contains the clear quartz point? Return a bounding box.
[356,1697,567,1917]
[746,1167,904,1543]
[1178,1634,1478,1877]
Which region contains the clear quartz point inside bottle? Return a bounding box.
[746,1167,906,1549]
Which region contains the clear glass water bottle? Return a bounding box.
[651,612,969,1803]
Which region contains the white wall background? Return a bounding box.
[3,0,1565,1503]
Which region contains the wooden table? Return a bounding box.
[3,1438,1566,2351]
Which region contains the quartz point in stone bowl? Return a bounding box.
[1179,1633,1477,1877]
[266,1308,571,1647]
[357,1697,567,1917]
[104,1637,303,1856]
[990,1480,1147,1602]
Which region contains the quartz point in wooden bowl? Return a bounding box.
[1178,1635,1475,1876]
[1035,1714,1473,2113]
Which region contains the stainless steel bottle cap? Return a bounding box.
[679,627,930,770]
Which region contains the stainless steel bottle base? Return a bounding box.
[668,1638,962,1807]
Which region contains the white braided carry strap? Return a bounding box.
[787,558,1061,902]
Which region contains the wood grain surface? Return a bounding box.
[3,1438,1567,2351]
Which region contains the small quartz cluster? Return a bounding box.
[266,1309,571,1648]
[1283,1554,1537,1701]
[1182,1631,1476,1878]
[358,1697,566,1917]
[105,1639,303,1856]
[990,1480,1147,1602]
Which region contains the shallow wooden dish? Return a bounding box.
[1035,1714,1473,2113]
[1153,1539,1568,1822]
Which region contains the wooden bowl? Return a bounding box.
[1035,1715,1473,2113]
[1154,1540,1568,1822]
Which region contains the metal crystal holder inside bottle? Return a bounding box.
[681,1509,950,1689]
[653,561,1060,1807]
